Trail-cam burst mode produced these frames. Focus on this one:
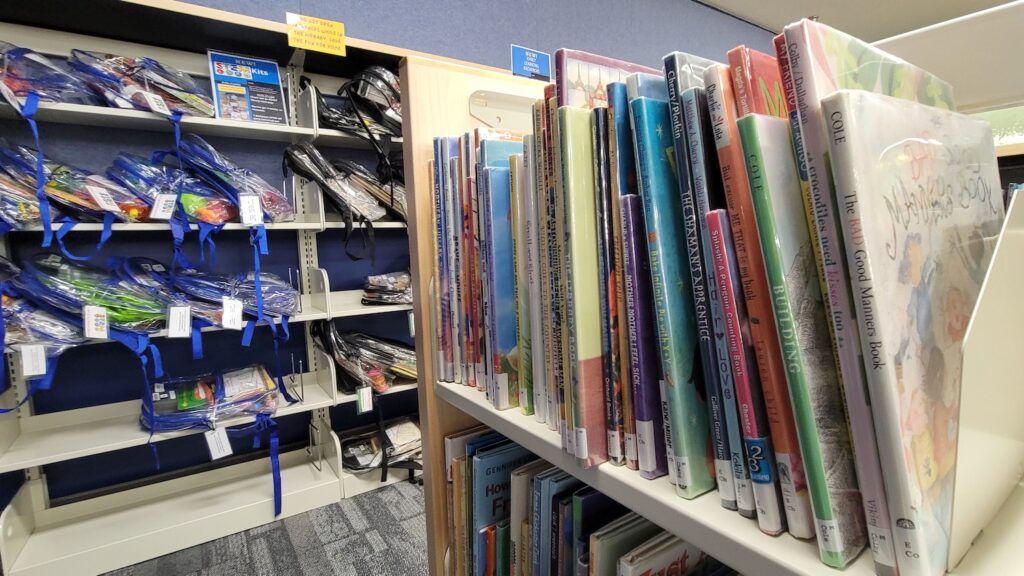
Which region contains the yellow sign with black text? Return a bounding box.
[286,12,346,57]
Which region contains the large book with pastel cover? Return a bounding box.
[433,137,459,383]
[823,89,1004,576]
[703,63,814,538]
[629,91,714,499]
[510,151,534,416]
[663,52,736,509]
[471,443,534,576]
[525,133,547,424]
[781,20,956,573]
[533,98,557,429]
[739,113,865,567]
[554,49,659,108]
[620,194,667,480]
[558,106,608,468]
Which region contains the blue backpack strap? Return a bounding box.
[197,222,222,265]
[0,357,59,414]
[167,111,194,272]
[54,213,114,261]
[191,324,203,359]
[266,318,297,404]
[227,413,281,516]
[20,93,55,248]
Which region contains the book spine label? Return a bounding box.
[621,193,668,480]
[727,47,754,117]
[704,64,815,538]
[785,27,899,575]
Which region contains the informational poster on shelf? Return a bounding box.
[286,12,346,57]
[207,50,289,125]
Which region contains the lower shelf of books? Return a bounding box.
[435,380,872,576]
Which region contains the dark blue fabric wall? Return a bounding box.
[186,0,773,68]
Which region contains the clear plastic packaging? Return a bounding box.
[142,365,278,432]
[0,42,99,106]
[362,270,412,305]
[310,321,415,392]
[0,171,48,229]
[340,418,421,474]
[332,159,407,221]
[171,268,299,319]
[283,143,385,222]
[118,257,223,325]
[107,153,237,225]
[3,293,85,357]
[177,135,294,223]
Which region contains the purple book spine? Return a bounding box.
[620,194,667,480]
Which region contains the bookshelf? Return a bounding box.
[408,6,1024,576]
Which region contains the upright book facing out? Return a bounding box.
[823,89,1004,576]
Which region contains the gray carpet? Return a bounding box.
[104,481,428,576]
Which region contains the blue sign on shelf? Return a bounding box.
[510,44,551,82]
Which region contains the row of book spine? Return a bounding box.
[431,18,1004,576]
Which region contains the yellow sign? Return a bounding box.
[286,12,346,57]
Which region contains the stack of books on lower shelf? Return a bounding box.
[444,425,739,576]
[429,17,1008,576]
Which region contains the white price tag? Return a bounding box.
[624,432,638,462]
[221,297,243,330]
[167,305,192,338]
[149,193,177,220]
[83,305,109,339]
[356,385,373,414]
[86,185,121,212]
[574,428,588,460]
[607,430,622,459]
[20,344,46,377]
[142,91,172,116]
[204,427,233,460]
[239,194,263,226]
[154,382,165,393]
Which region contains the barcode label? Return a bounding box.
[142,92,172,116]
[150,193,177,220]
[83,305,109,339]
[624,432,638,462]
[818,519,843,553]
[574,428,588,460]
[240,194,263,226]
[86,185,121,212]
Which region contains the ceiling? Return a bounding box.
[701,0,1013,41]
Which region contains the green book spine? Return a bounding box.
[739,113,864,567]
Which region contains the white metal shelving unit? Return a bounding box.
[0,1,423,574]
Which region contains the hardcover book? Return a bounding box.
[739,113,865,567]
[525,134,548,423]
[532,469,582,576]
[663,55,735,510]
[548,94,573,452]
[510,460,552,576]
[726,46,786,118]
[629,92,714,498]
[433,137,458,383]
[554,49,659,108]
[482,166,521,410]
[620,194,667,480]
[511,152,534,415]
[460,133,482,390]
[472,443,535,576]
[559,106,608,468]
[571,487,628,576]
[708,209,785,536]
[703,62,814,538]
[617,532,707,576]
[607,81,639,469]
[588,513,661,576]
[781,19,955,573]
[534,98,558,429]
[823,90,1004,576]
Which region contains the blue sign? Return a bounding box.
[207,50,289,125]
[510,45,551,82]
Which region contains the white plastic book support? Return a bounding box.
[468,90,535,133]
[949,192,1024,570]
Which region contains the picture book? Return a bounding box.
[588,513,661,576]
[460,133,481,390]
[663,55,733,509]
[472,443,535,575]
[739,113,865,567]
[452,455,467,576]
[497,519,511,576]
[482,166,521,410]
[532,469,582,576]
[525,134,547,423]
[533,98,557,429]
[625,72,668,102]
[725,46,786,118]
[571,487,628,575]
[592,107,625,466]
[620,194,667,480]
[464,433,510,574]
[681,83,752,514]
[511,152,534,416]
[559,106,608,468]
[707,209,785,536]
[617,532,707,576]
[449,153,466,385]
[823,89,1004,576]
[479,525,496,576]
[548,94,573,453]
[445,425,492,481]
[433,137,458,383]
[608,81,640,470]
[703,63,814,538]
[553,493,574,576]
[511,460,552,576]
[782,19,956,573]
[629,92,714,498]
[554,49,659,108]
[663,51,717,95]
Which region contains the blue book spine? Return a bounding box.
[483,166,519,410]
[478,163,494,402]
[607,83,637,198]
[664,55,735,509]
[472,445,534,575]
[628,96,714,499]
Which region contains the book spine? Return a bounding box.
[685,87,757,516]
[434,139,453,382]
[479,167,496,405]
[593,108,625,466]
[527,127,548,423]
[542,92,561,431]
[457,138,477,389]
[447,150,464,385]
[785,26,900,576]
[471,140,487,390]
[823,95,920,576]
[739,114,864,568]
[512,154,533,415]
[530,478,544,576]
[664,57,735,508]
[620,194,668,480]
[727,47,754,117]
[708,209,786,536]
[548,96,571,450]
[629,97,714,498]
[704,63,815,538]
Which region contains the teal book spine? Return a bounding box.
[628,95,713,499]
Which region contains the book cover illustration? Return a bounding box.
[472,443,534,576]
[592,107,625,466]
[726,46,786,118]
[482,166,521,410]
[617,532,707,576]
[823,90,1004,576]
[559,106,608,468]
[739,113,865,567]
[554,49,660,108]
[708,209,786,536]
[703,62,815,538]
[629,94,714,498]
[511,152,533,416]
[783,19,956,573]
